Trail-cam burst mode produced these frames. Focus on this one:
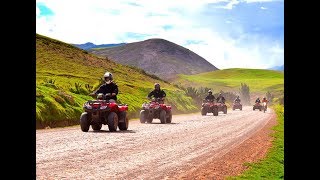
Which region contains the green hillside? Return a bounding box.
[174,68,284,98]
[36,34,197,128]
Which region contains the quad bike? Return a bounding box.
[216,101,227,114]
[201,99,218,116]
[253,102,262,111]
[140,97,172,124]
[232,101,242,110]
[80,93,129,132]
[262,102,267,113]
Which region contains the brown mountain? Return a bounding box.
[89,38,219,81]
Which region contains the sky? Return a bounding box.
[36,0,284,69]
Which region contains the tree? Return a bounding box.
[239,83,250,105]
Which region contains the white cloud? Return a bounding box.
[223,0,240,10]
[244,0,282,3]
[36,0,283,69]
[260,6,267,9]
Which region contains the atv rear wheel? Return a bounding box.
[107,112,118,132]
[140,110,147,123]
[118,111,129,130]
[166,111,172,123]
[91,124,102,131]
[160,110,166,124]
[80,112,90,132]
[201,107,207,116]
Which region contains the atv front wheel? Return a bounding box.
[80,112,90,132]
[160,110,166,124]
[166,111,172,123]
[223,106,227,114]
[140,110,147,123]
[118,111,129,130]
[107,112,118,132]
[201,107,207,116]
[213,107,218,116]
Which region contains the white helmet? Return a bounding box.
[103,72,113,80]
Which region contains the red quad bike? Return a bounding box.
[232,102,242,110]
[253,102,262,111]
[80,93,129,132]
[140,97,172,124]
[216,102,227,114]
[201,99,218,116]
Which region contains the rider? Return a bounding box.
[262,97,268,109]
[147,83,166,102]
[216,93,226,103]
[205,90,215,102]
[234,96,241,103]
[255,97,261,103]
[92,72,118,101]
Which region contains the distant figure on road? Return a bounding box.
[234,96,241,103]
[262,97,268,109]
[216,93,226,103]
[255,97,261,103]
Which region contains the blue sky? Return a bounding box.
[36,0,283,69]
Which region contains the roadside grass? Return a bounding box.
[227,104,284,179]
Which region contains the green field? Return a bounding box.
[175,68,284,97]
[36,34,197,128]
[36,33,284,128]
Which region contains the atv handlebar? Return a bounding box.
[148,97,165,102]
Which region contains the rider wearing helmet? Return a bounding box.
[205,90,215,102]
[216,93,226,103]
[92,72,118,101]
[262,97,268,109]
[255,97,261,103]
[147,83,166,100]
[234,96,241,103]
[262,97,268,103]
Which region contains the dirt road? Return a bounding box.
[36,106,275,179]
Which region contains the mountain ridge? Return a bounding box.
[89,38,219,81]
[72,42,126,50]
